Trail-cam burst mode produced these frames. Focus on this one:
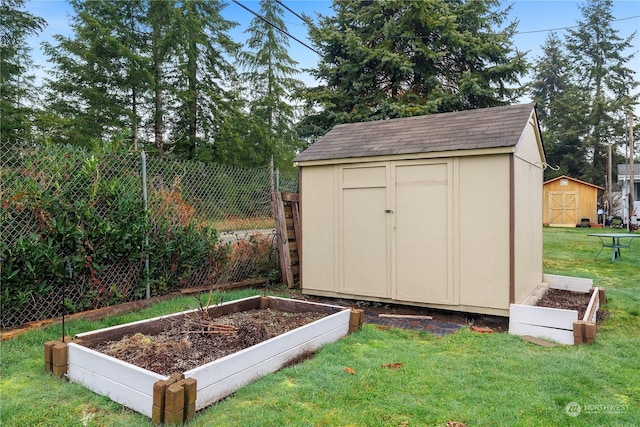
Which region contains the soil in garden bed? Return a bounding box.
[535,288,608,321]
[85,308,326,376]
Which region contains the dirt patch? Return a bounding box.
[85,308,326,376]
[535,288,608,321]
[289,293,508,333]
[293,290,610,332]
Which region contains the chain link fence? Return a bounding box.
[1,139,298,329]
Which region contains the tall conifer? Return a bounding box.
[299,0,528,139]
[564,0,637,185]
[0,0,45,146]
[236,0,305,170]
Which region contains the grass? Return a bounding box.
[1,228,639,426]
[208,216,275,232]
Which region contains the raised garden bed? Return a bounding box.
[509,274,604,345]
[52,296,357,424]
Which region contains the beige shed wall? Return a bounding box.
[513,120,545,304]
[299,165,336,293]
[513,158,544,304]
[300,154,517,315]
[457,155,510,310]
[515,119,545,166]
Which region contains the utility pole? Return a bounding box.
[629,110,635,230]
[607,143,612,222]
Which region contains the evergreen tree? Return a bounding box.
[41,0,240,159]
[0,0,45,146]
[168,0,240,160]
[42,0,149,147]
[147,0,176,154]
[564,0,638,185]
[299,0,528,139]
[530,33,568,128]
[530,33,589,180]
[236,0,305,170]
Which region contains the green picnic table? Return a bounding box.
[588,233,640,262]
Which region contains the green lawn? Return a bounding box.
[1,228,638,426]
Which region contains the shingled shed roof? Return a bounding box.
[295,103,537,162]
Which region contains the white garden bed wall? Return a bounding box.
[66,296,352,420]
[67,343,165,416]
[187,304,350,411]
[509,274,602,345]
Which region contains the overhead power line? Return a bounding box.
[231,1,637,56]
[515,15,640,35]
[275,0,311,25]
[231,0,320,56]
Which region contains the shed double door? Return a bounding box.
[339,160,454,304]
[548,191,578,225]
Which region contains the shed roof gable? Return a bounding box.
[543,175,604,190]
[295,103,537,163]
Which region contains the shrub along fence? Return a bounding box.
[0,137,298,329]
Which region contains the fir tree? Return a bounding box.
[299,0,528,139]
[236,0,305,170]
[169,0,240,160]
[0,0,46,146]
[530,33,589,180]
[42,0,149,147]
[564,0,638,185]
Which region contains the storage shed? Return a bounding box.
[294,104,545,316]
[543,176,603,227]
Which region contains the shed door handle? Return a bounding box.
[385,209,394,214]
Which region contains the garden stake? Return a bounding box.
[63,259,73,342]
[263,232,278,296]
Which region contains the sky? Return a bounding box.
[23,0,640,104]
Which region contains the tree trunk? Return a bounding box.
[154,59,164,153]
[188,40,198,160]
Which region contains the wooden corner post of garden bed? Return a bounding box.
[349,309,364,333]
[152,373,197,426]
[572,320,585,345]
[44,336,74,377]
[573,287,605,345]
[573,320,597,345]
[259,296,270,310]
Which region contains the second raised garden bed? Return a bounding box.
[509,274,604,345]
